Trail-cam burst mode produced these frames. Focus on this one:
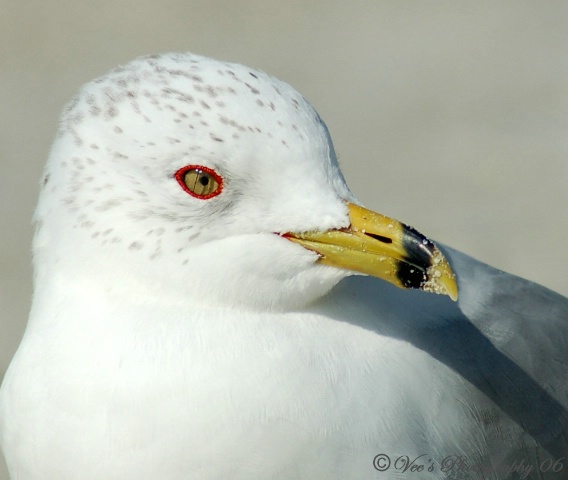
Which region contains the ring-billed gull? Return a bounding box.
[0,53,566,480]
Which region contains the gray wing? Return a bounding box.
[444,246,568,476]
[323,245,568,479]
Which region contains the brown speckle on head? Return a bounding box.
[80,220,95,229]
[245,83,260,95]
[129,241,143,251]
[205,86,218,98]
[162,87,194,104]
[131,101,141,114]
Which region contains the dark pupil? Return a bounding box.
[199,175,210,186]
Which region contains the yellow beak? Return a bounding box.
[285,203,458,301]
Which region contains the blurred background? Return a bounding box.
[1,1,567,476]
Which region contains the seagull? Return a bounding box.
[1,52,567,480]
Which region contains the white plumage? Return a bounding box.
[1,53,567,480]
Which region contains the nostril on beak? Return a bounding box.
[364,232,393,244]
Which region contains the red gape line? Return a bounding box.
[174,164,224,200]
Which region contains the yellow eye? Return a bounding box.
[175,165,223,199]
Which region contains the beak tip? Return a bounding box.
[422,251,459,302]
[446,286,459,302]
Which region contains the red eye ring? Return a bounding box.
[174,165,223,200]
